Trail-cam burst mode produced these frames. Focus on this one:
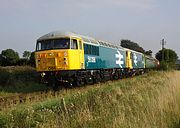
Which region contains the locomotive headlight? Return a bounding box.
[157,61,160,65]
[64,51,67,56]
[48,53,54,56]
[38,60,41,65]
[41,72,46,77]
[63,57,68,65]
[64,57,67,61]
[64,61,68,65]
[36,54,40,58]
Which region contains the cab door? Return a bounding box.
[68,38,84,70]
[126,50,133,70]
[78,39,85,69]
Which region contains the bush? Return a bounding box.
[0,49,20,66]
[0,66,38,86]
[160,61,176,70]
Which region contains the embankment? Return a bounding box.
[0,71,180,128]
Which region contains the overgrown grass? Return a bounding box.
[0,71,180,128]
[0,66,48,96]
[0,66,37,85]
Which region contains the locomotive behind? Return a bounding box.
[35,31,159,88]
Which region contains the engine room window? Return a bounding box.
[36,38,70,51]
[71,39,78,49]
[84,44,99,56]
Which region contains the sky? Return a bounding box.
[0,0,180,57]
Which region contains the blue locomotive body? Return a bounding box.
[84,44,126,69]
[131,51,145,69]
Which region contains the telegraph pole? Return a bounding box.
[160,39,166,61]
[161,39,166,49]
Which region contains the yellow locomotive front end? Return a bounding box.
[35,32,85,72]
[35,50,69,71]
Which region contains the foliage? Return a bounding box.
[121,39,145,53]
[0,49,36,67]
[29,52,35,67]
[0,49,35,67]
[19,51,34,66]
[145,50,153,56]
[23,51,31,60]
[18,58,29,66]
[0,49,20,66]
[0,66,38,86]
[156,48,178,70]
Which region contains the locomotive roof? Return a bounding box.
[123,47,144,55]
[37,31,99,44]
[37,31,82,41]
[37,31,124,50]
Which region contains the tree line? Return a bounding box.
[0,49,35,67]
[121,39,153,56]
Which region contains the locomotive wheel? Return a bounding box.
[119,71,123,79]
[85,75,93,85]
[50,80,59,91]
[75,77,85,87]
[113,71,119,80]
[113,74,118,80]
[93,73,101,83]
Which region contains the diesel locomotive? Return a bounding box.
[35,31,159,87]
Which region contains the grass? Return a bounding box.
[0,66,49,97]
[0,69,180,127]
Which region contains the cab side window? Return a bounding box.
[130,52,133,59]
[79,40,82,50]
[126,51,128,57]
[71,39,78,49]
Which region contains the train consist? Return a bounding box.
[35,31,159,87]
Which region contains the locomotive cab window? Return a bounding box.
[36,38,70,51]
[36,42,41,51]
[130,52,133,59]
[71,39,78,49]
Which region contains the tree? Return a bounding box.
[23,51,31,60]
[155,48,178,70]
[0,55,2,66]
[17,58,29,66]
[28,52,35,67]
[145,50,153,56]
[0,49,20,66]
[17,51,32,66]
[121,39,145,53]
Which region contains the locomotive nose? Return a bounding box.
[35,51,68,72]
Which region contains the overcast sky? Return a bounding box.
[0,0,179,57]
